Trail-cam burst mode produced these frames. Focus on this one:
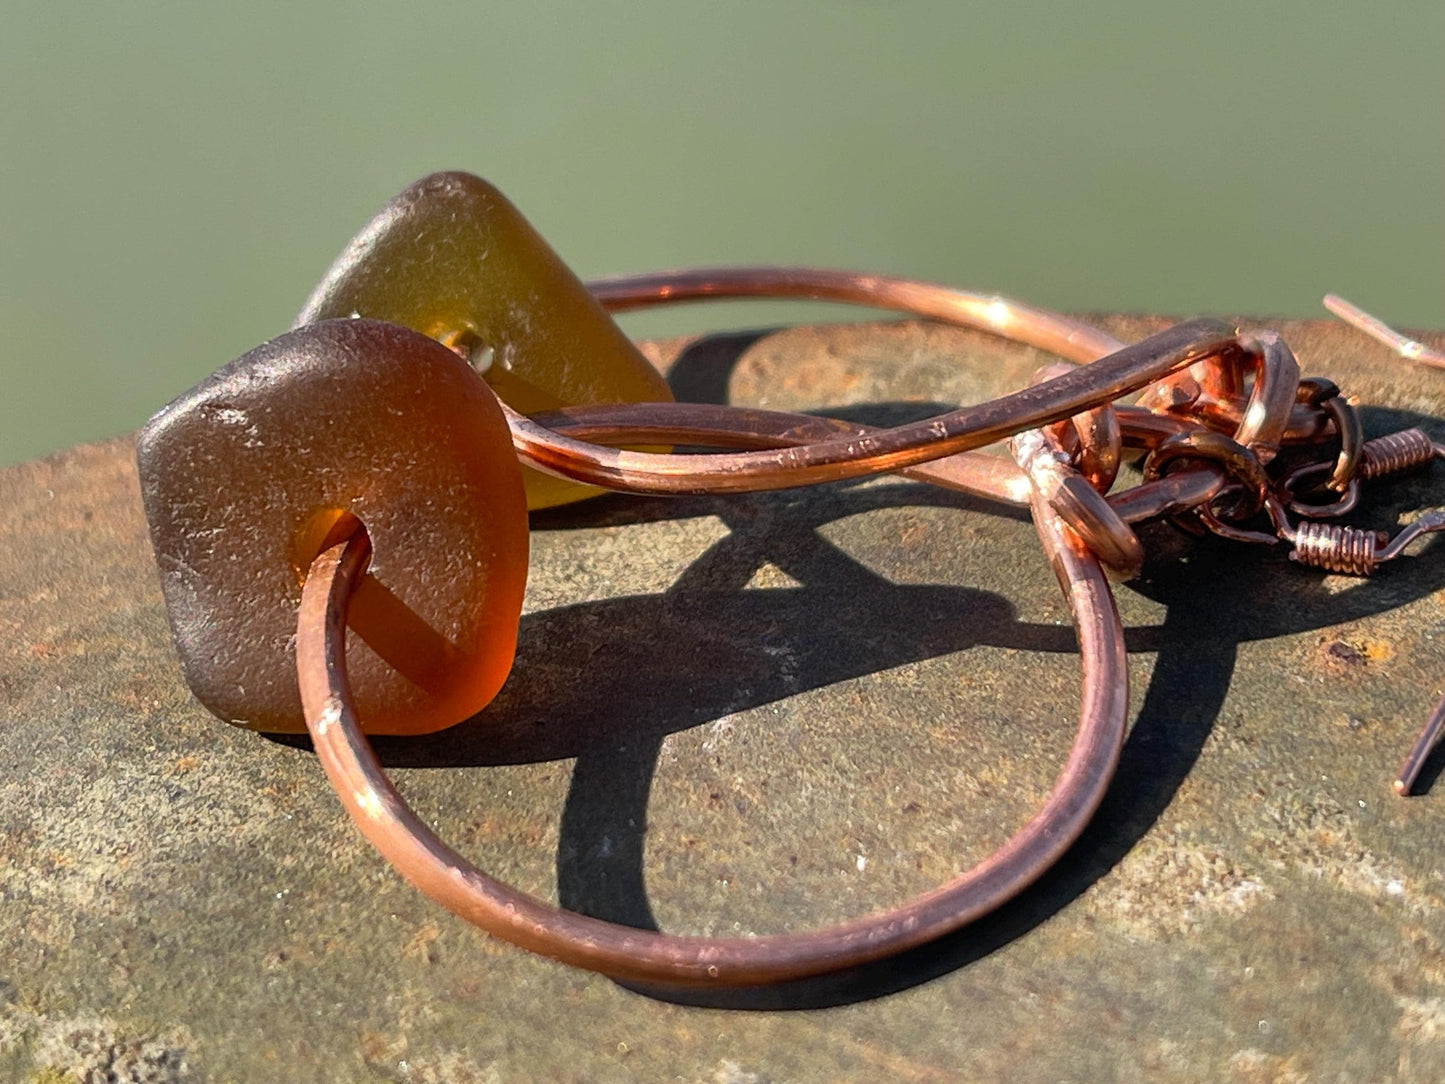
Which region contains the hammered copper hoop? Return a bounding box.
[298,487,1127,985]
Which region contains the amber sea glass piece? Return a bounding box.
[136,319,529,735]
[295,171,674,510]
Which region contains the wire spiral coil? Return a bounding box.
[1359,427,1435,481]
[1289,521,1386,575]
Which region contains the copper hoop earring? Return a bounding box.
[296,481,1125,986]
[274,270,1146,985]
[140,259,1149,984]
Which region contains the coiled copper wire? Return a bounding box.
[1289,522,1386,576]
[1358,428,1436,481]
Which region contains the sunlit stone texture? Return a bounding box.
[296,171,674,509]
[137,319,529,734]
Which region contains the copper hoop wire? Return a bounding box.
[549,266,1263,568]
[528,399,1231,528]
[588,268,1114,505]
[497,265,1247,495]
[586,267,1126,362]
[297,489,1129,986]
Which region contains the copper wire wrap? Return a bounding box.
[297,496,1130,985]
[1358,428,1436,481]
[1289,522,1385,576]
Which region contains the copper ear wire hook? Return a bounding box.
[296,472,1131,985]
[1180,452,1445,577]
[1325,294,1445,369]
[1398,698,1445,796]
[1194,442,1445,791]
[1281,426,1445,518]
[1315,295,1445,785]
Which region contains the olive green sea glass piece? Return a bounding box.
[295,171,674,510]
[137,319,530,735]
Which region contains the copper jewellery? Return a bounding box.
[137,172,1445,986]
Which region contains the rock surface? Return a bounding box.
[2,315,1444,1082]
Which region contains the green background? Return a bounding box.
[2,1,1440,467]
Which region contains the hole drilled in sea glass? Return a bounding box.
[290,508,367,586]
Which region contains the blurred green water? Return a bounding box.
[1,1,1440,466]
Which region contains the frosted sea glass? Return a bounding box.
[295,172,674,509]
[137,319,529,735]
